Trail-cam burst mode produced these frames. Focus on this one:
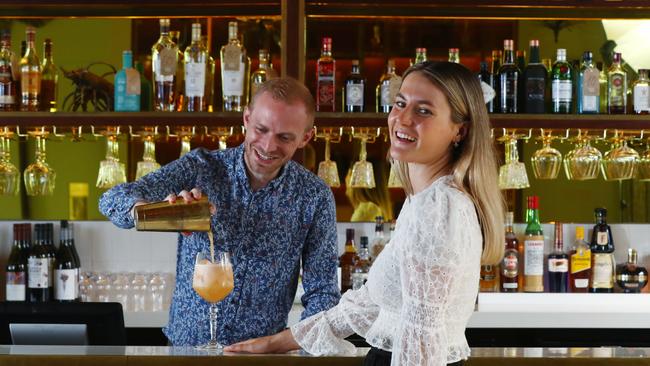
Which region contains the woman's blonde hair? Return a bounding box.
[393,61,505,265]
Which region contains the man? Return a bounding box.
[99,78,340,346]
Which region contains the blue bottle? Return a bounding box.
[576,51,600,114]
[114,50,141,112]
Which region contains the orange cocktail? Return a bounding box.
[193,261,234,303]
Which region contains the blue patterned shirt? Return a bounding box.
[99,145,340,346]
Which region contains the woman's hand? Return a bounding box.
[223,329,300,354]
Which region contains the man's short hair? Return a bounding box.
[248,77,316,129]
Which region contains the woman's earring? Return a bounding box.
[454,140,460,148]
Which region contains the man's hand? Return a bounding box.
[164,188,216,236]
[223,329,300,354]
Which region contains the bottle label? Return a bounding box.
[223,44,243,72]
[500,75,518,108]
[524,238,544,276]
[552,79,572,102]
[503,282,518,289]
[592,253,614,286]
[634,84,650,112]
[570,250,591,274]
[597,232,608,245]
[185,62,206,97]
[346,84,364,107]
[574,278,589,289]
[380,83,391,107]
[28,257,50,288]
[155,47,178,78]
[0,94,15,104]
[125,68,141,95]
[548,258,569,272]
[581,68,600,112]
[21,70,41,94]
[501,250,518,278]
[54,268,79,301]
[115,72,140,112]
[525,77,545,101]
[6,271,26,301]
[317,79,334,107]
[609,74,625,106]
[222,63,245,96]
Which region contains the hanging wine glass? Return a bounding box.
[0,130,20,195]
[350,128,378,189]
[315,127,342,188]
[564,132,601,180]
[601,132,639,181]
[96,128,126,189]
[638,136,650,181]
[136,128,161,180]
[211,127,234,150]
[178,126,195,157]
[24,130,56,196]
[530,131,562,180]
[387,160,402,188]
[498,134,529,190]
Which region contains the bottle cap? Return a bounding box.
[613,52,622,63]
[629,248,638,264]
[503,39,514,50]
[582,51,593,60]
[505,211,514,226]
[351,59,359,66]
[527,195,539,209]
[449,47,459,53]
[595,207,607,217]
[346,228,355,240]
[529,39,539,47]
[556,48,567,59]
[416,47,427,53]
[360,236,369,247]
[322,37,332,45]
[575,226,584,240]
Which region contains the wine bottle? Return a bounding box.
[6,224,29,301]
[497,39,520,113]
[20,26,41,112]
[523,40,547,113]
[524,196,544,292]
[0,30,17,111]
[54,220,81,302]
[40,38,57,112]
[28,223,55,302]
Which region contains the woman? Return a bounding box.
[225,61,505,366]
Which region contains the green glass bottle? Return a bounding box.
[524,196,544,292]
[551,48,573,113]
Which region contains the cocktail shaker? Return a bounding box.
[134,197,211,232]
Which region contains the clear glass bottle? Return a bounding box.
[607,52,627,114]
[376,59,401,113]
[551,48,573,114]
[250,49,277,100]
[151,18,178,112]
[597,61,608,113]
[344,59,365,112]
[169,30,185,112]
[316,37,335,112]
[632,69,650,114]
[569,226,591,293]
[497,39,520,113]
[448,48,460,64]
[351,236,371,291]
[20,26,41,112]
[220,21,250,112]
[184,23,208,112]
[40,38,57,112]
[0,31,16,111]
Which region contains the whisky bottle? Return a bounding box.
[547,222,568,293]
[316,37,335,112]
[351,236,371,291]
[607,52,627,114]
[569,226,591,293]
[151,19,178,112]
[40,39,57,112]
[632,69,650,114]
[339,228,358,293]
[577,51,600,114]
[448,48,460,64]
[589,208,615,293]
[523,40,547,114]
[220,21,250,112]
[551,48,573,114]
[414,48,427,65]
[20,26,42,112]
[616,249,648,293]
[487,50,502,113]
[250,49,277,100]
[501,211,519,292]
[0,31,16,111]
[479,265,498,292]
[114,50,141,112]
[376,59,401,113]
[497,39,520,113]
[344,59,365,112]
[524,196,544,292]
[184,23,208,112]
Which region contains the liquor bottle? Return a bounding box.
[497,39,520,113]
[479,265,498,292]
[184,23,208,112]
[169,30,185,112]
[28,223,56,302]
[589,208,615,293]
[54,221,81,302]
[316,37,335,112]
[205,47,216,112]
[6,224,29,301]
[250,49,277,99]
[548,222,568,293]
[597,61,608,113]
[114,50,141,112]
[500,211,519,292]
[576,51,600,114]
[523,40,547,114]
[135,61,153,112]
[40,38,57,112]
[351,236,371,290]
[20,26,42,112]
[220,21,250,112]
[414,47,427,65]
[487,50,502,113]
[632,69,650,114]
[607,52,627,114]
[376,59,401,113]
[516,50,526,73]
[344,59,365,112]
[0,31,16,111]
[523,196,544,292]
[569,226,591,293]
[339,228,358,293]
[370,216,386,259]
[551,48,573,114]
[448,48,460,64]
[616,249,648,293]
[151,18,178,112]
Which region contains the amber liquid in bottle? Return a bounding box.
[316,37,335,112]
[569,226,591,292]
[40,38,57,112]
[501,212,519,292]
[20,27,41,112]
[339,228,358,293]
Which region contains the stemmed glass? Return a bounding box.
[0,130,19,195]
[638,137,650,181]
[531,131,562,180]
[350,127,379,188]
[601,132,639,181]
[176,126,196,157]
[387,160,402,188]
[211,127,234,150]
[192,250,234,351]
[96,128,126,189]
[563,132,601,180]
[498,134,529,190]
[24,130,56,196]
[315,127,342,188]
[135,129,161,180]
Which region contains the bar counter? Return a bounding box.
[3,346,650,365]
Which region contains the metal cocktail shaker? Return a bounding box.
[134,197,211,232]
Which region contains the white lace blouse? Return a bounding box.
[290,176,483,366]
